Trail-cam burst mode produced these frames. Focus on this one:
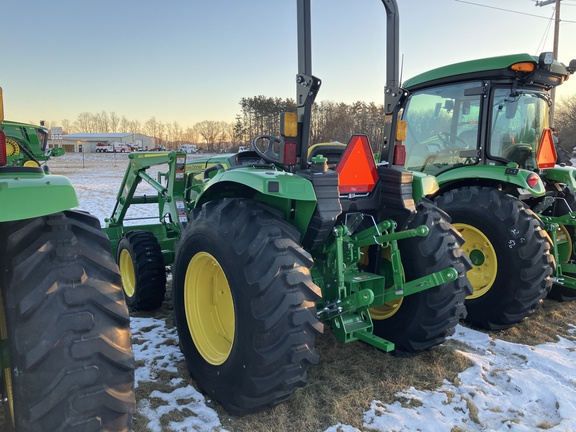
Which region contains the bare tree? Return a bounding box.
[61,119,72,134]
[195,120,224,151]
[555,94,576,151]
[119,116,130,132]
[95,111,110,132]
[128,119,141,135]
[182,127,199,145]
[110,112,120,133]
[143,117,160,141]
[74,112,97,133]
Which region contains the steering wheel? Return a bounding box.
[437,132,469,149]
[251,135,282,163]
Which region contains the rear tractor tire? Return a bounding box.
[435,186,554,330]
[370,199,472,355]
[173,198,323,416]
[0,210,135,431]
[117,230,166,310]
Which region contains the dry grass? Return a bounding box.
[217,333,472,432]
[481,299,576,346]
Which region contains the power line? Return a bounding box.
[454,0,576,22]
[535,9,555,53]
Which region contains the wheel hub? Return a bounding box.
[453,223,497,299]
[184,252,235,366]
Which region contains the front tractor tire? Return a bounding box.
[435,186,554,330]
[117,230,166,310]
[371,200,472,355]
[0,210,135,431]
[173,199,323,416]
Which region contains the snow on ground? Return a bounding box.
[48,152,576,431]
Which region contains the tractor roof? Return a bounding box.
[403,53,571,91]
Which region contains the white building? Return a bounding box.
[53,132,155,153]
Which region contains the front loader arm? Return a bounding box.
[105,151,188,229]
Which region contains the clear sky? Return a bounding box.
[2,0,576,129]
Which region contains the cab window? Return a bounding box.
[402,82,482,175]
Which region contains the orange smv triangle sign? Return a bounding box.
[336,135,379,194]
[536,128,557,169]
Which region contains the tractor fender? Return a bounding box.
[542,165,576,190]
[197,168,318,237]
[434,165,546,197]
[0,170,78,222]
[411,171,440,202]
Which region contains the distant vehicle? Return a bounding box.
[95,142,131,153]
[179,144,198,153]
[238,146,249,152]
[95,142,113,153]
[113,142,132,153]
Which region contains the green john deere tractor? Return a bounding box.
[103,0,472,416]
[393,52,576,329]
[0,88,136,431]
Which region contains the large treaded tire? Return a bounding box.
[372,199,472,355]
[117,230,166,310]
[0,210,135,431]
[173,199,323,416]
[435,186,554,330]
[556,145,573,166]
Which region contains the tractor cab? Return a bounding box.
[401,53,574,176]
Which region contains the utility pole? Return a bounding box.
[536,0,561,125]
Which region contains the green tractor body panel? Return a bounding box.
[201,167,317,236]
[0,170,78,222]
[411,171,440,201]
[435,164,546,197]
[542,166,576,190]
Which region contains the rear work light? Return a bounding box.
[0,130,7,166]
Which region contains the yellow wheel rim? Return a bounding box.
[119,249,136,298]
[6,138,19,157]
[454,223,498,300]
[370,298,404,320]
[23,160,39,167]
[0,292,15,427]
[556,224,572,263]
[369,247,404,320]
[184,252,235,365]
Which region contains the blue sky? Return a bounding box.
[2,0,576,129]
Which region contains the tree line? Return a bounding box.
[43,93,575,153]
[42,96,387,152]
